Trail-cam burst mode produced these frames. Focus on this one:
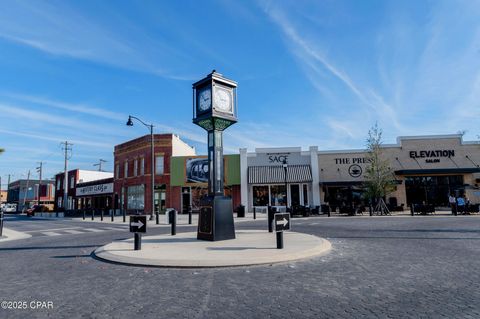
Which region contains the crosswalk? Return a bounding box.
[27,226,126,237]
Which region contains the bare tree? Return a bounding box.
[363,123,396,215]
[0,148,4,155]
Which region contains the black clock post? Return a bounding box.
[192,70,237,241]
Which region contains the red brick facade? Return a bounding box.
[114,134,175,214]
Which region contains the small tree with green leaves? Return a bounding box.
[363,123,396,215]
[0,148,4,154]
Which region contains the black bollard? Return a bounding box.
[276,231,284,249]
[100,209,104,221]
[122,209,126,223]
[454,204,458,216]
[268,207,273,232]
[156,210,159,225]
[170,210,176,236]
[188,206,192,225]
[82,209,86,220]
[369,205,373,217]
[134,233,141,250]
[91,209,94,221]
[327,207,331,217]
[111,209,114,222]
[411,204,414,216]
[253,207,256,220]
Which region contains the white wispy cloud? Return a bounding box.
[261,4,403,132]
[0,0,195,80]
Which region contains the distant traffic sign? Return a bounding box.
[130,215,147,233]
[274,213,290,232]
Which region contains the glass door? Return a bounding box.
[290,184,300,206]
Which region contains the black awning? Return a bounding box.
[248,165,312,184]
[395,168,480,175]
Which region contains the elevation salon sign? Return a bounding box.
[76,183,113,196]
[409,150,455,163]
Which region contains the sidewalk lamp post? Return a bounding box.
[126,115,155,221]
[282,159,288,211]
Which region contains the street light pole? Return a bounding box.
[282,159,288,211]
[127,115,155,221]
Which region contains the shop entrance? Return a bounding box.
[290,184,300,206]
[154,184,166,213]
[404,175,464,206]
[181,187,191,213]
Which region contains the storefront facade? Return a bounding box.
[75,178,113,211]
[113,134,196,214]
[170,154,241,212]
[318,135,480,208]
[240,147,321,212]
[54,170,113,211]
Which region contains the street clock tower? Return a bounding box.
[192,70,237,241]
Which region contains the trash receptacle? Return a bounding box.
[237,205,245,218]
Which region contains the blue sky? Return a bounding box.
[1,0,479,185]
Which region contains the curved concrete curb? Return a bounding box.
[0,228,32,243]
[94,230,331,268]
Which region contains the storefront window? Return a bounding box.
[270,185,286,206]
[127,185,145,210]
[253,186,269,206]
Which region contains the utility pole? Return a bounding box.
[93,159,107,172]
[61,141,73,210]
[36,162,43,206]
[22,170,31,213]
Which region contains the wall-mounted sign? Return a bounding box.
[335,157,371,165]
[76,183,113,196]
[186,157,209,183]
[267,153,289,164]
[409,150,455,163]
[348,164,363,178]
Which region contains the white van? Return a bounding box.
[2,203,17,213]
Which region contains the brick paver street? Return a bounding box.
[1,215,479,318]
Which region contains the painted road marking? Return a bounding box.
[83,228,104,232]
[42,232,62,236]
[24,227,81,233]
[63,229,84,234]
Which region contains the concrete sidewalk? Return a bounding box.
[94,230,331,268]
[0,228,32,243]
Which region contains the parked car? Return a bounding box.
[2,203,17,213]
[26,205,49,217]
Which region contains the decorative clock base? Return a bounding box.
[197,195,236,241]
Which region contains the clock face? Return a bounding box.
[213,86,232,113]
[198,87,211,112]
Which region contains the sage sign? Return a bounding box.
[76,183,113,196]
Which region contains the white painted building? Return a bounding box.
[240,146,320,212]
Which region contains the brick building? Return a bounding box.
[54,170,113,211]
[113,134,195,214]
[7,179,55,211]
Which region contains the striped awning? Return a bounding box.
[248,165,312,184]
